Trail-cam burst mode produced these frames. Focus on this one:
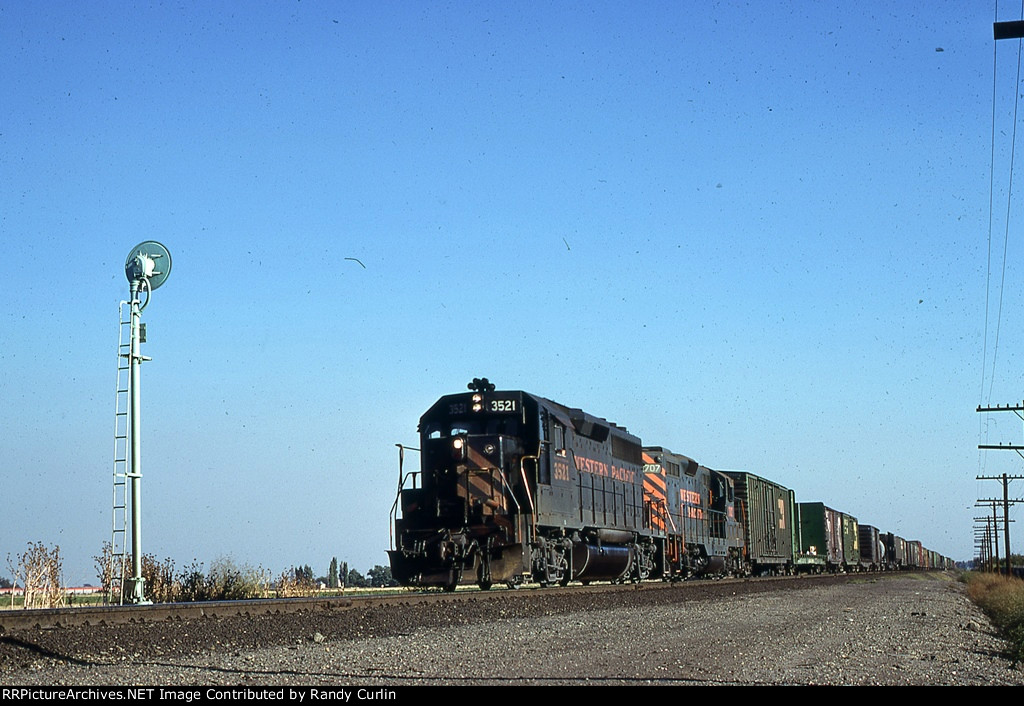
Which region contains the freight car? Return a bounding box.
[840,512,861,571]
[725,471,796,575]
[885,533,908,570]
[907,540,924,569]
[798,502,845,573]
[388,381,951,589]
[858,524,885,571]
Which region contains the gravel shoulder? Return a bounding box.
[2,572,1021,686]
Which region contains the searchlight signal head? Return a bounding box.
[468,377,495,393]
[125,241,172,291]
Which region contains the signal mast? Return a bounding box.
[115,241,171,604]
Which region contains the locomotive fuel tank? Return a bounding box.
[571,541,634,582]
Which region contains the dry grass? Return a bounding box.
[965,571,1024,662]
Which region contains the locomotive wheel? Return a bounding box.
[477,560,492,591]
[444,566,462,592]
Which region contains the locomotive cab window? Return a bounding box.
[552,421,566,455]
[424,418,521,439]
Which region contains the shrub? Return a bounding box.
[8,542,65,609]
[93,544,271,603]
[206,557,269,600]
[275,566,318,597]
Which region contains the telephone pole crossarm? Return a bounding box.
[977,402,1024,412]
[996,21,1024,40]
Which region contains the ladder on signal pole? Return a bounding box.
[110,301,131,605]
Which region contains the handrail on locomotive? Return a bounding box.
[389,443,420,551]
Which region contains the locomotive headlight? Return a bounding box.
[451,437,467,461]
[452,438,464,450]
[471,394,483,412]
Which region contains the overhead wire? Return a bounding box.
[982,4,998,406]
[984,0,1023,407]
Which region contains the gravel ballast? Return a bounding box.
[1,572,1021,686]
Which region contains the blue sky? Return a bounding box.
[0,1,1017,584]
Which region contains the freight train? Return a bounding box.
[388,380,952,590]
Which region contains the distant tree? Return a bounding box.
[346,568,367,587]
[0,577,11,589]
[328,557,339,588]
[366,565,397,588]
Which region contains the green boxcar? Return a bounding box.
[840,513,860,570]
[798,503,859,572]
[798,502,843,571]
[794,503,827,573]
[724,471,795,575]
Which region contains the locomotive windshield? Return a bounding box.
[423,417,522,439]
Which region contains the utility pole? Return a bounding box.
[976,403,1024,576]
[974,512,993,571]
[974,504,1006,572]
[984,15,1024,577]
[973,520,992,570]
[977,479,1022,576]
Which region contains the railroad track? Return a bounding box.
[0,579,659,633]
[0,572,878,634]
